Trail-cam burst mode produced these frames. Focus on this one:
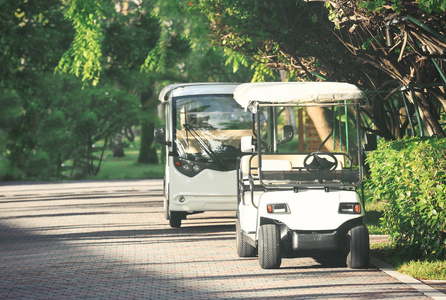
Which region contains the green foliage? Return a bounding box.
[0,0,72,86]
[358,0,446,13]
[251,59,277,82]
[358,0,388,12]
[196,0,345,82]
[51,0,255,85]
[3,74,142,180]
[420,0,446,13]
[224,48,249,74]
[24,150,51,179]
[2,0,255,182]
[140,0,255,82]
[366,137,446,259]
[55,0,106,85]
[196,0,446,138]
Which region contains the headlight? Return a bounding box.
[175,159,205,177]
[182,163,191,172]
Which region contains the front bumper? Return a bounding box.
[292,231,338,250]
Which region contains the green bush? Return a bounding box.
[25,150,51,179]
[366,137,446,259]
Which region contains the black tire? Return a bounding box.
[346,224,370,269]
[169,211,183,228]
[236,220,256,257]
[258,224,281,269]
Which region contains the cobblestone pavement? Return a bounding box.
[0,179,444,299]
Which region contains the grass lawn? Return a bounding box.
[0,144,164,181]
[364,199,386,235]
[370,243,446,280]
[89,150,164,180]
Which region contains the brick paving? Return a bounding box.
[0,179,442,299]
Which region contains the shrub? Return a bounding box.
[25,150,50,179]
[366,137,446,259]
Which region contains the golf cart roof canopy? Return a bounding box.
[233,82,366,112]
[158,83,239,103]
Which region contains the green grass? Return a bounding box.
[398,260,446,280]
[88,150,164,180]
[360,184,386,235]
[364,199,386,235]
[370,243,446,280]
[0,147,165,181]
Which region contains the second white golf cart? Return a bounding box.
[234,82,370,269]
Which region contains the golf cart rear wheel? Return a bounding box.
[236,220,256,257]
[258,224,281,269]
[346,224,370,269]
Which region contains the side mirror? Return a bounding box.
[154,127,169,146]
[279,125,294,144]
[364,134,377,151]
[240,136,255,153]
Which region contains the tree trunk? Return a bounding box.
[137,117,158,164]
[408,91,446,138]
[111,133,125,157]
[137,88,158,164]
[306,106,334,152]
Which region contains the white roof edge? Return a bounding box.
[158,82,239,102]
[233,82,366,109]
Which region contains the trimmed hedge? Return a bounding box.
[366,137,446,259]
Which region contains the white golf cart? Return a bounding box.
[154,83,252,228]
[234,82,370,269]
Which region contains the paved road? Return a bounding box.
[0,179,443,299]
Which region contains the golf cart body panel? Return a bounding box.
[256,189,363,231]
[168,162,237,212]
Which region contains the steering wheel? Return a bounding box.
[303,152,338,172]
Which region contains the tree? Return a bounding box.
[101,1,161,163]
[1,0,255,179]
[0,0,74,178]
[58,0,255,164]
[0,1,143,179]
[195,0,446,139]
[325,1,446,138]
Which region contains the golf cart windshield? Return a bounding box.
[174,94,252,169]
[255,103,362,188]
[234,82,366,189]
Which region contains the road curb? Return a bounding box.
[370,257,446,300]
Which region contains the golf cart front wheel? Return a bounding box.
[258,224,281,269]
[346,224,370,269]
